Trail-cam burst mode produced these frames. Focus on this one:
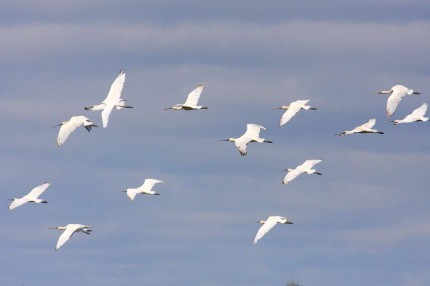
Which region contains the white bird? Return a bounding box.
[392,103,429,125]
[8,182,50,210]
[50,224,92,251]
[54,116,98,146]
[164,84,208,110]
[277,99,317,126]
[254,216,293,244]
[220,123,272,156]
[282,159,322,185]
[84,70,132,128]
[336,119,384,136]
[378,84,421,117]
[123,179,164,201]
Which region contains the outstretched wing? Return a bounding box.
[101,104,114,128]
[253,216,278,244]
[9,198,29,210]
[27,182,50,198]
[301,160,322,169]
[57,119,81,146]
[283,168,302,184]
[140,179,164,191]
[183,84,204,107]
[235,137,251,156]
[125,189,139,201]
[56,225,81,250]
[103,70,126,104]
[280,108,301,126]
[360,118,376,129]
[244,124,266,138]
[411,103,427,117]
[387,89,405,117]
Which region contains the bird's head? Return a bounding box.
[219,138,235,142]
[257,220,266,224]
[50,226,66,230]
[275,106,288,110]
[283,168,294,172]
[53,121,66,128]
[377,89,392,94]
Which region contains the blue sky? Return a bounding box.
[1,1,430,285]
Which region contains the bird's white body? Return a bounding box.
[253,216,293,244]
[55,116,97,146]
[51,224,92,251]
[393,103,429,125]
[278,99,317,126]
[221,123,272,156]
[84,70,132,128]
[164,84,207,110]
[337,119,384,136]
[378,84,421,117]
[9,182,50,210]
[283,159,322,185]
[124,179,164,201]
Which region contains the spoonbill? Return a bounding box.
[336,119,384,136]
[164,84,208,110]
[84,70,132,128]
[378,84,421,117]
[220,123,272,156]
[283,160,322,185]
[277,99,317,126]
[54,116,97,146]
[254,216,293,244]
[392,103,429,125]
[50,224,92,251]
[123,179,164,201]
[8,182,50,210]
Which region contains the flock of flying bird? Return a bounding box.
[8,69,426,249]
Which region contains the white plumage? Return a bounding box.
[378,84,421,117]
[277,99,317,126]
[123,179,164,201]
[282,160,322,185]
[164,84,207,110]
[8,182,50,210]
[392,103,429,125]
[253,216,293,244]
[55,116,97,146]
[337,119,384,136]
[50,224,92,251]
[84,70,132,128]
[220,123,272,156]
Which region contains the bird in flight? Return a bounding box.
[392,103,429,125]
[282,159,322,185]
[50,224,93,251]
[123,179,164,201]
[377,84,421,117]
[84,70,132,128]
[336,119,384,136]
[253,216,293,244]
[220,123,272,156]
[164,84,208,110]
[8,182,50,210]
[276,99,317,126]
[54,116,97,146]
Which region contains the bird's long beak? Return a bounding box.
[219,139,230,141]
[53,123,62,128]
[413,91,421,94]
[163,107,172,111]
[285,221,293,224]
